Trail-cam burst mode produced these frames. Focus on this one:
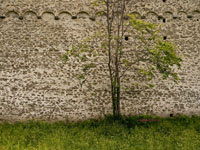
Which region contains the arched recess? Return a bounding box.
[192,10,200,21]
[58,11,72,21]
[163,11,173,22]
[77,11,90,20]
[24,11,37,20]
[192,10,200,14]
[129,11,141,19]
[95,11,107,23]
[41,12,55,21]
[5,11,19,18]
[177,11,188,20]
[146,11,159,23]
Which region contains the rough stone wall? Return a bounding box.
[0,0,200,121]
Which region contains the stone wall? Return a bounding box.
[0,0,200,121]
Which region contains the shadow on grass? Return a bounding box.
[72,115,161,129]
[66,115,200,137]
[1,115,200,134]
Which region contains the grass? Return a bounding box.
[0,115,200,150]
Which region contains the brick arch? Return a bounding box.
[163,11,174,22]
[129,11,141,19]
[58,11,72,16]
[24,11,37,20]
[95,11,107,23]
[191,10,200,21]
[41,11,55,21]
[77,11,90,19]
[145,11,159,23]
[177,11,188,20]
[95,11,106,17]
[58,11,72,20]
[5,11,19,18]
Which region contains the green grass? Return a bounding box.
[0,115,200,150]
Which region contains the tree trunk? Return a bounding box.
[112,79,121,118]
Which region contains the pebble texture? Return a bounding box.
[0,0,200,121]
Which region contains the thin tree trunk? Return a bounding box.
[106,0,123,118]
[112,78,121,118]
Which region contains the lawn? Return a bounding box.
[0,115,200,150]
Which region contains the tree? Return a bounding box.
[63,0,182,118]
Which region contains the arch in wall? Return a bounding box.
[192,10,200,14]
[177,11,188,20]
[129,11,141,19]
[146,11,159,23]
[77,11,90,20]
[5,11,19,19]
[58,11,72,21]
[41,11,55,21]
[163,11,173,22]
[24,11,37,20]
[95,11,107,23]
[95,11,106,17]
[192,10,200,21]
